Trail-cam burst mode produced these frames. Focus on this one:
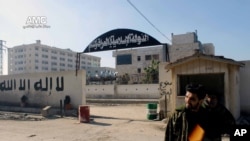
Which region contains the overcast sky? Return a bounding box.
[1,0,250,70]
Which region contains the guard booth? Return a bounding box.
[161,52,244,119]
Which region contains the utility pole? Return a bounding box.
[0,40,7,75]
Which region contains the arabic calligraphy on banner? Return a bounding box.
[89,33,149,50]
[83,29,161,53]
[0,77,64,92]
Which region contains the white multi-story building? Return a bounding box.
[169,32,214,62]
[113,45,165,75]
[8,40,101,74]
[112,32,215,83]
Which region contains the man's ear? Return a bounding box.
[199,99,204,105]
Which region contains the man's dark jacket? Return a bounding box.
[164,106,208,141]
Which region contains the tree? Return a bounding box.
[143,59,160,84]
[117,73,130,84]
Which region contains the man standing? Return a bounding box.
[204,91,236,141]
[164,83,208,141]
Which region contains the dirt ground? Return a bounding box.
[0,103,166,141]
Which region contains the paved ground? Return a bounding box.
[0,103,166,141]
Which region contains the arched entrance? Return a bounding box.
[76,28,168,75]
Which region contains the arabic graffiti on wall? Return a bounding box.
[159,80,172,98]
[0,77,64,92]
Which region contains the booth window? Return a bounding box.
[178,73,224,102]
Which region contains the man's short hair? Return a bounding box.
[206,89,220,99]
[186,83,206,100]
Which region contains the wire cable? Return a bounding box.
[127,0,171,43]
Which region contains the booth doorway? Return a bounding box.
[178,73,225,105]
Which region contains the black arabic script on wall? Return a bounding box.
[159,80,172,96]
[0,77,64,92]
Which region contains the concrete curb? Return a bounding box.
[0,99,159,114]
[86,99,159,104]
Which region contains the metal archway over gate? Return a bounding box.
[76,28,163,75]
[83,28,162,53]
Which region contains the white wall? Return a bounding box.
[116,84,160,98]
[0,70,86,108]
[86,85,115,98]
[239,60,250,114]
[86,84,160,99]
[158,62,173,116]
[169,42,200,62]
[172,32,197,44]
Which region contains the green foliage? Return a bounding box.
[116,73,130,84]
[143,59,160,84]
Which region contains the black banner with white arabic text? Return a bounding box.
[83,28,161,53]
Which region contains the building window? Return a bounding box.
[145,54,159,61]
[18,49,23,52]
[60,58,65,61]
[51,50,57,54]
[51,56,57,60]
[60,52,65,55]
[51,62,57,66]
[42,61,48,64]
[152,54,159,60]
[52,68,57,71]
[42,49,48,52]
[137,56,141,61]
[137,68,141,73]
[18,67,23,70]
[145,55,151,60]
[42,67,48,70]
[117,54,132,65]
[42,54,48,58]
[60,63,65,67]
[18,55,23,58]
